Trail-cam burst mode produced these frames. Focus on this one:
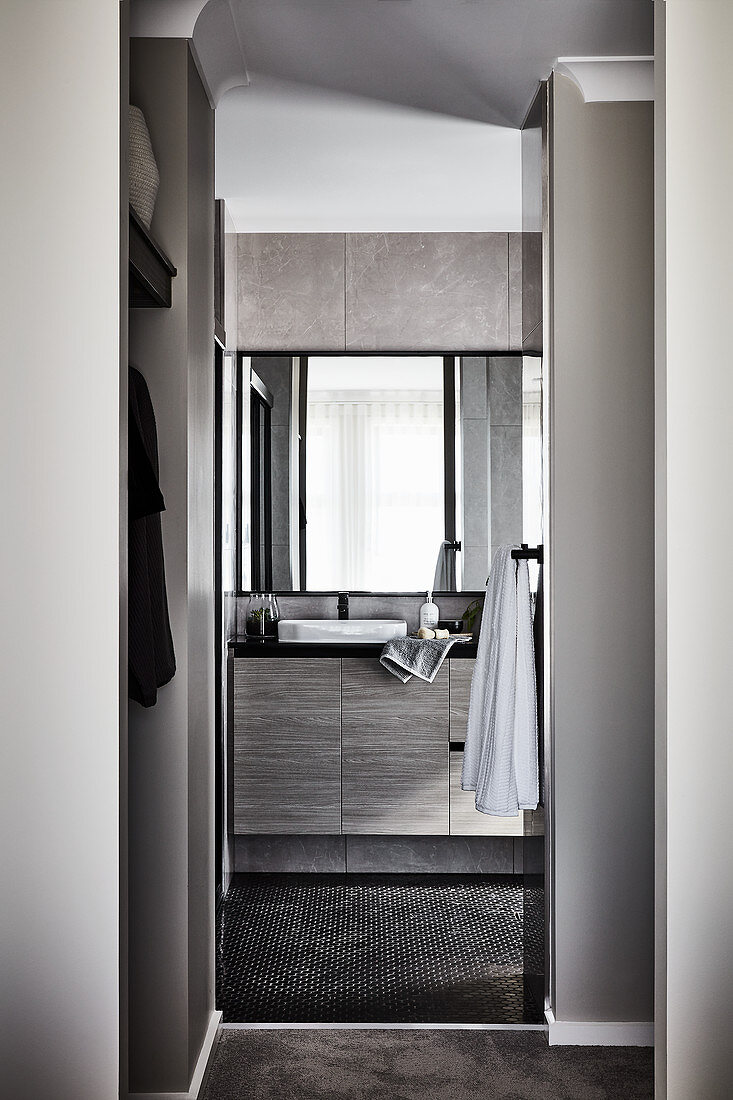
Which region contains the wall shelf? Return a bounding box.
[129,206,176,308]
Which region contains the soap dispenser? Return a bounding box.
[419,591,439,630]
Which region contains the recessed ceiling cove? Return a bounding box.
[186,0,652,231]
[221,0,652,126]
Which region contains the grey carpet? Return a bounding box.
[201,1029,653,1100]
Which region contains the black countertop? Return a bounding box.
[229,637,478,659]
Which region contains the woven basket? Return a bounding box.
[129,105,159,230]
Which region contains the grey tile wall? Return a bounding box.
[224,225,238,349]
[345,232,509,351]
[237,233,345,350]
[235,835,346,873]
[236,592,484,635]
[488,355,522,425]
[459,360,491,591]
[346,835,517,874]
[236,232,540,353]
[233,834,524,874]
[508,232,523,351]
[488,357,523,559]
[521,232,543,347]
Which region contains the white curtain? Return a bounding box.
[306,391,444,591]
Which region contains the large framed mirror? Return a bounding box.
[237,352,542,594]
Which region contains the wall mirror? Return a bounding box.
[237,353,542,594]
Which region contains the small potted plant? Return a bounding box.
[245,593,280,639]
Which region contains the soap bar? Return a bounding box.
[434,628,450,639]
[417,626,436,639]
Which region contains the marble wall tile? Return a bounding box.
[269,426,291,547]
[522,835,544,876]
[233,834,524,874]
[521,232,542,345]
[345,233,509,351]
[433,593,482,622]
[350,595,421,632]
[508,232,523,351]
[234,835,346,873]
[235,592,483,633]
[461,356,488,418]
[224,225,238,350]
[272,594,335,619]
[488,356,523,426]
[490,425,523,554]
[237,233,345,351]
[460,356,489,592]
[270,543,292,592]
[461,418,490,547]
[462,548,490,592]
[345,835,517,874]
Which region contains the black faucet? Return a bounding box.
[337,592,349,620]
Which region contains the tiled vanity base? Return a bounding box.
[219,873,542,1024]
[234,834,524,874]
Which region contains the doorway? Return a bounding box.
[214,352,546,1027]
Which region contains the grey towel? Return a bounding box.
[380,636,457,683]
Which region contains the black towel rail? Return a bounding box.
[511,543,544,564]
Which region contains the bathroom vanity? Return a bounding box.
[230,641,539,839]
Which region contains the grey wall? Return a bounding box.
[654,3,667,1092]
[128,38,215,1094]
[0,4,121,1098]
[237,232,525,352]
[661,1,733,1094]
[549,75,654,1029]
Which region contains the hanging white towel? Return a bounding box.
[461,545,539,816]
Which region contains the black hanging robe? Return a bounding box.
[128,366,175,706]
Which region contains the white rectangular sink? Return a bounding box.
[278,619,407,644]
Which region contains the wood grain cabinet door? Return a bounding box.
[233,658,341,834]
[449,660,474,741]
[341,659,449,835]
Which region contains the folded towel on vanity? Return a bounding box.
[380,636,457,683]
[461,545,539,817]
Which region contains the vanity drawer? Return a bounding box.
[233,658,341,835]
[341,660,449,835]
[449,659,474,740]
[449,751,524,836]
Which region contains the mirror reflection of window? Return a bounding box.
[305,357,445,591]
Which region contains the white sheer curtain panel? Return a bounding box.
[306,390,444,590]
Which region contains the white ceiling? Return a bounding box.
[224,0,652,127]
[209,0,653,232]
[216,76,522,232]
